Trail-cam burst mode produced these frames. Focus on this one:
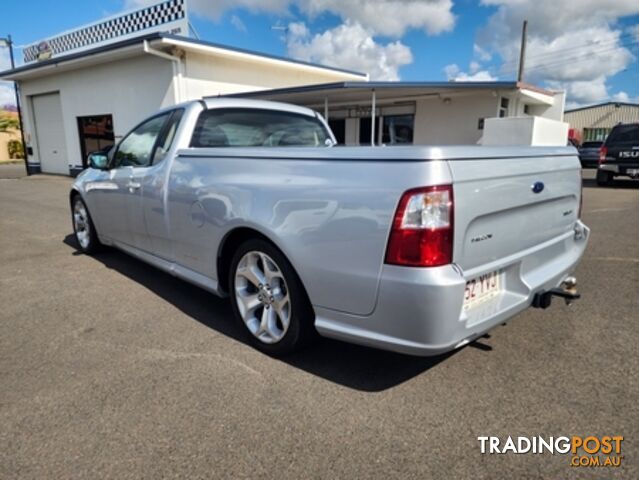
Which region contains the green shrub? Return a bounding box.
[7,139,24,159]
[0,113,20,133]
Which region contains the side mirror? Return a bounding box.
[88,152,109,170]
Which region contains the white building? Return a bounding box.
[0,0,568,176]
[0,32,366,175]
[228,81,566,146]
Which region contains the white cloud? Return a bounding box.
[611,91,639,103]
[230,14,247,33]
[0,83,15,108]
[475,0,639,105]
[287,21,412,80]
[444,63,497,81]
[0,50,15,108]
[473,43,492,62]
[126,0,455,37]
[300,0,455,37]
[0,49,10,71]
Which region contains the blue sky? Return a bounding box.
[1,0,638,108]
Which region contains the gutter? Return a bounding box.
[143,40,184,103]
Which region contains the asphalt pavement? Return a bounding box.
[0,165,637,479]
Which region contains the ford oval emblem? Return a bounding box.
[532,181,545,194]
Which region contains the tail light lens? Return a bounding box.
[598,146,608,164]
[385,185,454,267]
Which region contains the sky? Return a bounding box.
[1,0,638,109]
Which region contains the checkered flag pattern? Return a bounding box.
[24,0,186,63]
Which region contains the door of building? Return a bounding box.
[77,115,115,168]
[32,93,68,174]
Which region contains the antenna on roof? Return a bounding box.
[189,21,200,39]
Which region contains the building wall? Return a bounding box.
[565,103,639,141]
[565,103,639,130]
[19,54,174,173]
[183,51,362,99]
[413,93,498,145]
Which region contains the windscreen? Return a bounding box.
[606,125,639,146]
[191,108,330,148]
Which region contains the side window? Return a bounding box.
[190,108,330,148]
[113,113,170,168]
[152,109,184,165]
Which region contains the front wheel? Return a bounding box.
[596,169,613,186]
[71,195,102,254]
[229,239,316,356]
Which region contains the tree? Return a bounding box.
[0,113,20,133]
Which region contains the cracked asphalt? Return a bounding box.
[0,165,637,479]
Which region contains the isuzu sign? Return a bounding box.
[619,151,639,158]
[23,0,189,63]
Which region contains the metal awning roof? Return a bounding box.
[219,81,556,108]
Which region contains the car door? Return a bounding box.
[88,112,171,248]
[134,109,185,258]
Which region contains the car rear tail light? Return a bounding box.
[598,146,608,164]
[385,185,454,267]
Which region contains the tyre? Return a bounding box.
[71,195,102,254]
[229,239,316,356]
[596,169,613,186]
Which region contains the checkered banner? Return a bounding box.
[23,0,188,63]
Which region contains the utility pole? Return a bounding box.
[1,34,30,175]
[517,20,528,83]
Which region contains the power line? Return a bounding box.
[498,30,638,68]
[498,40,639,78]
[475,38,639,79]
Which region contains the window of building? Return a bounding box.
[382,115,414,144]
[77,115,115,168]
[358,117,379,145]
[328,119,346,145]
[499,97,510,118]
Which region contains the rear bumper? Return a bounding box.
[314,221,590,356]
[600,163,639,175]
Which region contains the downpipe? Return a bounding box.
[532,276,580,309]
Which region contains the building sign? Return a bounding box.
[36,41,53,61]
[23,0,188,63]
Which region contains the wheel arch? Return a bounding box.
[216,226,311,307]
[69,188,82,206]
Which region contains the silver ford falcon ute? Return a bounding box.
[70,98,590,356]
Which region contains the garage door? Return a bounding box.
[32,93,68,174]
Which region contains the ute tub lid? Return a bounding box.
[177,145,577,162]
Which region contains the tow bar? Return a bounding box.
[532,277,580,309]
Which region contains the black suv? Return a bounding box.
[597,123,639,186]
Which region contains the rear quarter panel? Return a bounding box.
[166,149,451,315]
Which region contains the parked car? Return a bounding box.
[597,123,639,185]
[578,141,603,168]
[70,98,590,356]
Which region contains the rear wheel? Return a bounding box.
[229,239,315,356]
[71,195,102,254]
[596,169,613,186]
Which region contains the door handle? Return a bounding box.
[127,181,141,191]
